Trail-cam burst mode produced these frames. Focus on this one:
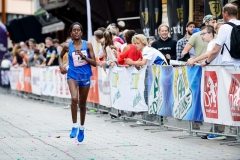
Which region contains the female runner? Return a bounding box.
[59,22,96,142]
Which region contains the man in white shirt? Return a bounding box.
[203,3,240,66]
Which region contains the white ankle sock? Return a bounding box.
[73,123,78,128]
[79,125,84,130]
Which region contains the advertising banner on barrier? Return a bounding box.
[224,68,240,125]
[41,67,56,96]
[55,68,70,99]
[172,66,203,121]
[148,66,174,116]
[87,67,99,103]
[110,66,148,112]
[202,67,240,126]
[15,68,32,92]
[9,67,21,90]
[98,68,111,107]
[31,67,41,95]
[148,66,203,121]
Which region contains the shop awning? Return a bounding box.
[41,21,65,34]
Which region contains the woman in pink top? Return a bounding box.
[118,30,142,65]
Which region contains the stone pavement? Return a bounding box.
[0,92,240,160]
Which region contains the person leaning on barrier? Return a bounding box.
[12,49,28,67]
[99,31,118,68]
[186,25,222,66]
[202,3,240,66]
[176,21,196,60]
[182,15,216,60]
[124,34,167,66]
[28,49,46,67]
[117,30,142,65]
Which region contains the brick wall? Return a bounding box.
[194,0,204,27]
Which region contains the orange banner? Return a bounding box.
[87,66,99,103]
[16,68,32,92]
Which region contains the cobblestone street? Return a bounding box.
[0,92,240,160]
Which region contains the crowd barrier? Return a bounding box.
[0,65,240,146]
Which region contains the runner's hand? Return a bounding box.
[76,50,85,59]
[60,65,67,74]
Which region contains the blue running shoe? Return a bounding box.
[70,127,78,138]
[77,129,84,142]
[207,134,226,140]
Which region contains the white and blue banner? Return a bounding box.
[148,66,203,121]
[109,66,148,112]
[98,68,111,108]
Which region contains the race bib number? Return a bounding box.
[72,50,88,67]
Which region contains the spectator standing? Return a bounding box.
[28,49,46,67]
[120,29,129,52]
[214,22,224,34]
[203,4,240,66]
[53,39,62,56]
[12,50,28,67]
[45,37,58,66]
[186,26,222,65]
[28,38,37,56]
[107,25,124,47]
[148,38,155,47]
[110,23,125,43]
[118,30,142,65]
[151,24,177,64]
[125,34,167,66]
[19,41,28,53]
[176,21,196,60]
[94,30,104,61]
[102,31,118,67]
[182,15,216,59]
[11,44,21,64]
[1,54,12,68]
[37,43,46,56]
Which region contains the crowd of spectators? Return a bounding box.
[0,37,68,69]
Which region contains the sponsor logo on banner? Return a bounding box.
[173,67,192,119]
[131,73,141,107]
[228,74,240,121]
[131,73,140,89]
[149,66,163,114]
[203,71,218,118]
[112,72,121,104]
[112,72,119,88]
